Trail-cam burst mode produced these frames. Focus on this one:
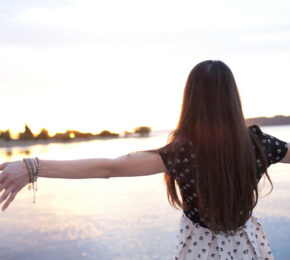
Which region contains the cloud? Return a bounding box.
[0,0,289,54]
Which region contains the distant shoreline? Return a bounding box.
[246,115,290,127]
[0,126,155,149]
[0,136,115,149]
[0,132,167,149]
[1,118,289,149]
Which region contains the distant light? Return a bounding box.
[70,133,75,139]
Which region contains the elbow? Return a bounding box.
[103,168,112,179]
[103,159,115,179]
[102,157,127,178]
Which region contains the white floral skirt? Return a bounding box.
[174,214,273,260]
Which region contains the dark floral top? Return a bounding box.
[158,125,288,227]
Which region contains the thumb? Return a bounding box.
[0,162,9,171]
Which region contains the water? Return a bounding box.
[0,126,289,260]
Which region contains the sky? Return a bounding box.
[0,0,290,136]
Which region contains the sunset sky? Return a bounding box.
[0,0,290,136]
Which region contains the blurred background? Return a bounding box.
[0,0,290,259]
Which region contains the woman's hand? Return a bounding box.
[0,161,30,211]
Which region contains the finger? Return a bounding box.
[2,189,19,211]
[0,187,12,204]
[0,162,9,171]
[0,179,8,193]
[0,163,8,183]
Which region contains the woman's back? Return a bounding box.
[158,124,288,259]
[155,60,289,259]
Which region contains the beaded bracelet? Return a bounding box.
[23,157,41,203]
[23,159,33,184]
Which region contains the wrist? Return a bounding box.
[22,157,41,203]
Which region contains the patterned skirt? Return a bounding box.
[174,214,273,260]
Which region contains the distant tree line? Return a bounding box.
[134,126,151,136]
[0,124,152,142]
[1,116,289,143]
[0,130,11,141]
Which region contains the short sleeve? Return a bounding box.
[249,125,288,166]
[158,143,177,176]
[158,141,196,177]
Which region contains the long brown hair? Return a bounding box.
[165,60,272,234]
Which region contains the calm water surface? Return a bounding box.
[0,126,289,260]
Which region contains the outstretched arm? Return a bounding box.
[0,151,166,211]
[39,151,166,178]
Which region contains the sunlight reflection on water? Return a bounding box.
[0,127,289,260]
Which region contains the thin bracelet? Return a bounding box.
[23,158,33,190]
[35,157,41,177]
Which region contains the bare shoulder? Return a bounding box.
[110,150,167,177]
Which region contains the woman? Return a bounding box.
[0,60,289,259]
